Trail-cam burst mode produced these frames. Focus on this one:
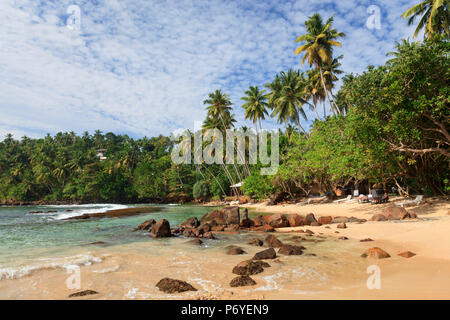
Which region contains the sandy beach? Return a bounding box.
[0,199,449,300]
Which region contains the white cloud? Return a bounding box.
[0,0,420,139]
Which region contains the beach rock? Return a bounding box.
[337,223,347,229]
[409,212,418,219]
[362,247,391,259]
[211,225,225,232]
[264,235,283,247]
[250,225,275,232]
[253,248,277,260]
[304,229,314,235]
[287,214,304,227]
[348,217,366,223]
[198,223,212,233]
[182,228,196,238]
[68,290,98,298]
[232,260,270,276]
[338,236,349,240]
[186,238,203,245]
[331,217,349,224]
[199,206,240,225]
[267,213,289,228]
[156,278,197,293]
[318,216,333,225]
[240,219,254,228]
[150,219,171,238]
[224,224,240,232]
[382,207,410,220]
[310,221,321,227]
[267,192,286,206]
[230,275,256,287]
[371,214,388,221]
[360,238,374,242]
[240,208,249,220]
[253,215,264,227]
[304,213,317,226]
[226,245,246,255]
[133,219,156,232]
[179,217,199,228]
[278,244,304,255]
[398,251,416,258]
[248,238,264,246]
[202,232,215,239]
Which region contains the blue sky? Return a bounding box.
[0,0,418,139]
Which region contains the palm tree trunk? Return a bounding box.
[313,99,321,120]
[319,66,335,116]
[329,88,342,115]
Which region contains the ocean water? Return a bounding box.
[0,204,370,298]
[0,204,217,279]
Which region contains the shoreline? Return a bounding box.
[0,199,449,299]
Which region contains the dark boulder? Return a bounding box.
[264,235,283,247]
[304,213,317,226]
[150,219,171,238]
[133,219,156,232]
[68,290,98,298]
[253,215,264,227]
[362,247,391,259]
[382,207,411,220]
[179,217,199,228]
[253,248,277,260]
[200,206,240,225]
[287,214,304,227]
[240,219,254,228]
[232,260,270,276]
[186,238,203,245]
[331,217,349,224]
[317,216,332,225]
[230,275,256,287]
[398,251,416,258]
[371,214,388,221]
[226,245,246,255]
[267,213,289,228]
[155,278,197,293]
[248,238,263,246]
[278,244,304,255]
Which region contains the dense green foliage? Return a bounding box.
[1,13,448,203]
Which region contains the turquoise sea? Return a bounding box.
[0,204,220,279]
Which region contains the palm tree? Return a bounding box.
[203,90,234,131]
[402,0,450,38]
[267,70,311,134]
[241,86,269,132]
[305,69,326,120]
[322,55,344,114]
[294,13,345,116]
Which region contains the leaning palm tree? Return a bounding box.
[241,86,269,132]
[294,13,345,116]
[402,0,450,38]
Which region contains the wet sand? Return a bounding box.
[1,198,449,300]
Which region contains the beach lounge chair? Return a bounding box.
[296,193,330,205]
[358,195,369,203]
[370,189,389,204]
[395,195,423,208]
[333,195,352,204]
